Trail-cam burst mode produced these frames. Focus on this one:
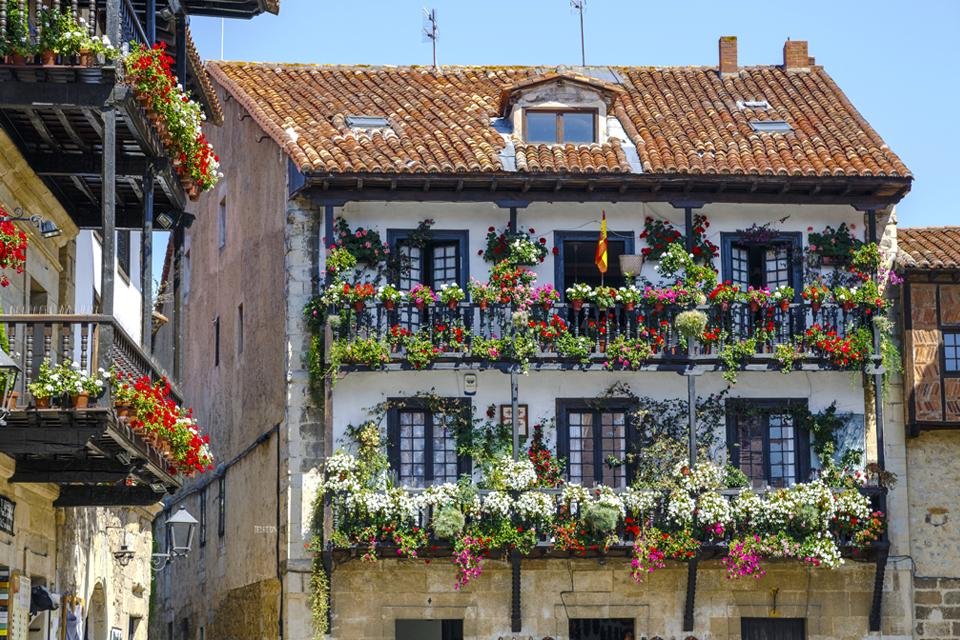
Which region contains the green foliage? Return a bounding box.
[328,336,390,373]
[604,336,653,371]
[331,217,388,265]
[4,3,33,57]
[724,464,749,488]
[675,310,707,348]
[808,222,862,261]
[851,242,881,272]
[432,505,466,540]
[719,336,758,384]
[556,332,592,364]
[582,503,619,535]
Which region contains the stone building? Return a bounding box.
[897,228,960,640]
[154,35,929,640]
[0,0,276,638]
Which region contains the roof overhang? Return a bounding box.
[183,0,278,18]
[296,171,912,207]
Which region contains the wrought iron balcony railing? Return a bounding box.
[330,300,873,371]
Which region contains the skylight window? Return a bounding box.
[737,100,770,110]
[345,115,390,129]
[750,120,792,133]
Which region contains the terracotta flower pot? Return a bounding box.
[749,301,760,313]
[842,301,856,312]
[541,301,552,311]
[811,302,821,314]
[384,300,395,311]
[71,392,90,409]
[625,302,635,312]
[11,54,27,65]
[40,50,57,66]
[115,402,132,418]
[79,51,94,67]
[654,302,665,314]
[353,301,365,314]
[479,300,488,311]
[447,300,458,310]
[5,391,19,411]
[415,301,425,311]
[34,396,51,409]
[188,184,201,201]
[571,300,584,312]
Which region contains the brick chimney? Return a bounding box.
[783,39,812,71]
[719,36,738,76]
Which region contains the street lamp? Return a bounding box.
[1,208,61,239]
[0,349,21,425]
[152,506,198,570]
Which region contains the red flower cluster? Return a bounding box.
[528,314,568,343]
[804,324,868,369]
[125,43,220,193]
[114,373,214,477]
[526,421,564,487]
[640,214,718,263]
[0,212,28,287]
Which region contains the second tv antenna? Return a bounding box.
[422,8,439,68]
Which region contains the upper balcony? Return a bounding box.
[0,313,189,505]
[326,299,881,377]
[0,0,222,230]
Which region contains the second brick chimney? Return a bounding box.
[719,36,738,76]
[783,39,812,71]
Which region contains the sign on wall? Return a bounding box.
[0,497,15,535]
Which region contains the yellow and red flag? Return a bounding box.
[595,210,608,274]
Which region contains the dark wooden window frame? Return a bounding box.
[522,108,599,144]
[553,230,635,299]
[944,330,960,375]
[720,231,803,295]
[386,397,472,484]
[725,398,812,486]
[386,229,470,289]
[198,488,207,547]
[217,475,226,538]
[117,230,131,283]
[556,397,638,486]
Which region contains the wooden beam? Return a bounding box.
[54,484,167,507]
[29,153,151,178]
[101,106,117,316]
[0,81,113,109]
[54,108,89,152]
[24,108,61,151]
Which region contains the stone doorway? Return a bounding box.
[568,618,635,640]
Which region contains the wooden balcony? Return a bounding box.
[330,300,877,373]
[0,314,182,505]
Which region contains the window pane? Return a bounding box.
[600,411,626,488]
[526,112,557,143]
[433,412,460,483]
[562,239,628,291]
[400,411,427,487]
[765,246,791,289]
[431,243,459,288]
[567,412,594,485]
[562,112,595,143]
[768,413,797,487]
[737,414,767,489]
[946,333,960,372]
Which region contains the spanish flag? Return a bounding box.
[595,210,608,274]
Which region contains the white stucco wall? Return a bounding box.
[74,230,144,345]
[335,200,870,290]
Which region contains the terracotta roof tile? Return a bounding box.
[898,227,960,270]
[186,28,224,126]
[206,62,910,179]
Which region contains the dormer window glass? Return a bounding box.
[524,109,597,144]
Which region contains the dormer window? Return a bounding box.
[523,109,597,144]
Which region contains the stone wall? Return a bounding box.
[331,558,912,640]
[208,578,281,640]
[914,577,960,639]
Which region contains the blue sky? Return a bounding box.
[187,0,958,229]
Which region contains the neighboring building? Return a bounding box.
[897,228,960,640]
[159,36,920,640]
[0,1,275,638]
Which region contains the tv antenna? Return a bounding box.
[571,0,585,65]
[422,8,439,68]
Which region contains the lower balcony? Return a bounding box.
[0,314,185,505]
[326,300,879,376]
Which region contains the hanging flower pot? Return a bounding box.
[571,300,584,312]
[779,300,790,312]
[71,392,90,409]
[447,300,458,310]
[384,300,395,311]
[415,301,425,311]
[478,300,488,311]
[541,301,552,311]
[352,301,365,314]
[842,301,856,313]
[654,302,665,314]
[749,301,760,313]
[811,301,822,315]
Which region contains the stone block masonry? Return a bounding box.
[914,578,960,639]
